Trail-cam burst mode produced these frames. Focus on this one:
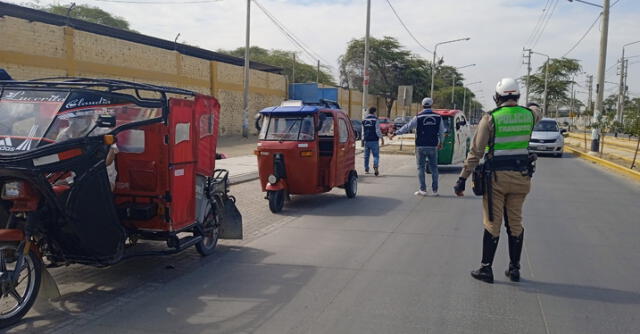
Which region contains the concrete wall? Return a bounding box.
[0,14,396,134]
[0,16,286,136]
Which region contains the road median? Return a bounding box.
[565,145,640,182]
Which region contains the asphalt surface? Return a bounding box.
[9,154,640,334]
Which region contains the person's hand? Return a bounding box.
[454,177,466,196]
[437,143,443,150]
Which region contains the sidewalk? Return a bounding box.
[217,134,259,157]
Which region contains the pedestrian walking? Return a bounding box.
[391,97,444,196]
[453,78,542,283]
[362,107,384,176]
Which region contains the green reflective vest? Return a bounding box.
[487,106,534,157]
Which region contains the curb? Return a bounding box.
[229,172,260,185]
[565,146,640,182]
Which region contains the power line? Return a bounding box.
[562,0,624,57]
[562,13,602,57]
[525,0,553,47]
[383,0,432,54]
[252,0,335,71]
[531,0,559,49]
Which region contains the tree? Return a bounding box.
[219,47,335,86]
[25,3,134,31]
[339,37,482,115]
[339,36,432,116]
[525,58,582,111]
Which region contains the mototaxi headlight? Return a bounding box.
[2,181,24,199]
[268,174,278,184]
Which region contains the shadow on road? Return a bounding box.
[518,279,640,305]
[10,245,312,334]
[281,194,403,217]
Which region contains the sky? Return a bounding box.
[8,0,640,108]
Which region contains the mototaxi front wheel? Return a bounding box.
[0,245,42,329]
[268,190,285,213]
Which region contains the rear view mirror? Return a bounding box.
[254,114,263,131]
[97,115,116,128]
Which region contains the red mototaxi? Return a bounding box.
[254,102,358,212]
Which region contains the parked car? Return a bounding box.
[393,116,413,132]
[378,116,394,135]
[528,118,566,157]
[351,119,363,140]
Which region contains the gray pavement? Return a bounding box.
[8,154,640,334]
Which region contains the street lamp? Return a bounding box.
[362,0,372,119]
[531,51,550,116]
[451,64,476,107]
[568,0,608,152]
[617,40,640,123]
[463,81,482,116]
[242,0,251,138]
[430,37,471,98]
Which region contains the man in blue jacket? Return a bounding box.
[362,107,384,176]
[391,97,444,196]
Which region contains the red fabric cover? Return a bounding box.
[0,229,25,241]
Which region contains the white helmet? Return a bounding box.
[494,78,520,105]
[421,97,433,107]
[495,78,520,97]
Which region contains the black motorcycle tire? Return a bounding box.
[196,206,220,257]
[268,190,285,213]
[345,171,358,198]
[0,246,42,329]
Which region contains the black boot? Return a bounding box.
[471,230,499,284]
[505,231,524,282]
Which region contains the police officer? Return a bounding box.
[453,78,542,283]
[362,107,384,176]
[391,97,444,196]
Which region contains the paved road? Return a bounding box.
[9,154,640,334]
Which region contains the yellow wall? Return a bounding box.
[1,15,393,135]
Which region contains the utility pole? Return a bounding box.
[570,81,575,127]
[587,74,594,126]
[523,48,532,105]
[362,0,371,119]
[316,60,320,84]
[617,58,625,123]
[591,0,610,153]
[242,0,251,138]
[619,40,640,123]
[451,74,456,107]
[291,53,296,99]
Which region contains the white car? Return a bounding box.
[528,118,566,157]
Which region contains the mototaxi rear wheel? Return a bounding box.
[0,245,42,329]
[268,190,285,213]
[345,171,358,198]
[196,203,221,257]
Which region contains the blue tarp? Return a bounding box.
[289,83,338,104]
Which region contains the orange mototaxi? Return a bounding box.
[255,101,358,213]
[0,77,242,327]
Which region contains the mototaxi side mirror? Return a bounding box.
[96,115,116,128]
[254,113,263,131]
